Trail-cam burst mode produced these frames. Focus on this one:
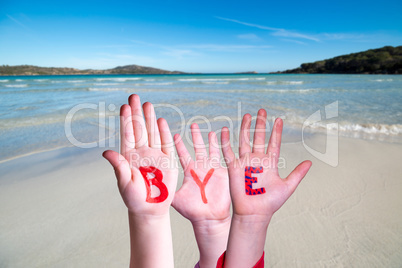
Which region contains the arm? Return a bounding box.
[172,123,231,268]
[103,94,178,268]
[221,109,312,268]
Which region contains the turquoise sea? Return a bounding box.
[1,74,401,162]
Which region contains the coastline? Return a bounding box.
[1,135,401,267]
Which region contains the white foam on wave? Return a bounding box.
[202,81,230,85]
[339,123,402,135]
[0,80,9,82]
[296,89,317,93]
[66,80,85,83]
[178,78,250,82]
[16,106,37,111]
[143,82,173,86]
[266,81,304,85]
[286,81,304,85]
[5,84,28,88]
[305,121,402,136]
[260,88,318,94]
[34,79,49,82]
[95,77,141,82]
[178,78,198,82]
[93,83,120,86]
[88,87,128,92]
[372,79,393,82]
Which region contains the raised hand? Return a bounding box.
[103,94,178,215]
[172,123,231,268]
[102,94,178,268]
[221,109,311,268]
[173,123,230,221]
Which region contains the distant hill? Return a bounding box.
[0,64,184,76]
[278,46,402,74]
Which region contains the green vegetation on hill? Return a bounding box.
[280,46,402,74]
[0,64,184,76]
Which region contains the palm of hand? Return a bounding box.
[228,152,292,217]
[172,125,231,223]
[173,161,230,222]
[103,95,178,216]
[120,146,178,215]
[222,110,312,219]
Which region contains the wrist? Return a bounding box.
[128,210,171,226]
[128,211,174,268]
[191,216,231,268]
[231,213,272,232]
[224,215,271,268]
[191,216,231,236]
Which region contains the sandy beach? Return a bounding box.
[1,133,401,267]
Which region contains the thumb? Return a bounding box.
[102,150,132,186]
[285,160,312,194]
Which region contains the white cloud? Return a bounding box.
[280,39,307,45]
[187,44,272,51]
[272,29,319,42]
[322,33,366,40]
[6,14,29,30]
[237,33,262,41]
[216,16,320,42]
[216,16,381,44]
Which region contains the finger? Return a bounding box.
[143,102,161,149]
[158,118,174,156]
[208,131,220,160]
[128,94,148,148]
[120,104,134,158]
[252,109,267,154]
[174,134,192,171]
[102,150,132,187]
[239,113,252,156]
[285,160,312,194]
[266,118,283,167]
[221,127,235,165]
[191,123,208,161]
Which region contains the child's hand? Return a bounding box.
[222,109,311,220]
[103,95,178,267]
[172,123,230,222]
[103,94,178,216]
[221,109,311,268]
[172,123,231,268]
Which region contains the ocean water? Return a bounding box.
[0,74,401,162]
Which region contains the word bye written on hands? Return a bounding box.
[138,165,265,204]
[245,166,266,195]
[139,166,169,203]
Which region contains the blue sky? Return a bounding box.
[1,0,402,73]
